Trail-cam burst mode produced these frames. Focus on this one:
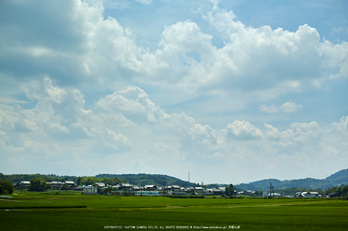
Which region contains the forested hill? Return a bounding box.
[236,168,348,191]
[2,168,347,190]
[96,173,197,187]
[326,169,348,184]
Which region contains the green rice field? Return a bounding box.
[1,192,347,230]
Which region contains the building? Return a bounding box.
[20,181,30,187]
[47,181,63,189]
[83,185,97,195]
[327,193,338,198]
[303,192,320,198]
[294,192,320,198]
[266,192,281,198]
[115,183,134,191]
[95,182,105,187]
[64,181,76,186]
[194,187,204,195]
[73,186,84,191]
[144,185,158,191]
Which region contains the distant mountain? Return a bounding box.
[97,169,348,191]
[326,169,348,184]
[236,168,348,191]
[96,173,197,187]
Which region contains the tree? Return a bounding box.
[225,184,234,196]
[61,184,69,190]
[76,177,82,186]
[102,177,115,186]
[103,187,114,195]
[29,177,47,191]
[115,178,127,185]
[0,180,14,195]
[255,190,263,197]
[80,177,96,186]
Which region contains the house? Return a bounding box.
[95,182,105,187]
[47,181,63,189]
[294,192,303,198]
[73,186,84,191]
[144,185,158,191]
[187,187,195,193]
[171,191,191,196]
[83,185,97,195]
[303,192,320,198]
[64,181,76,186]
[116,183,134,191]
[238,190,256,196]
[20,181,30,187]
[327,192,338,198]
[213,188,222,195]
[133,186,143,191]
[194,187,204,195]
[294,192,320,198]
[204,189,214,195]
[171,185,181,192]
[162,186,173,195]
[267,192,281,198]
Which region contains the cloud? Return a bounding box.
[0,0,143,89]
[320,40,348,79]
[331,116,348,133]
[259,104,279,113]
[0,0,347,182]
[1,0,347,102]
[197,2,348,99]
[0,77,347,182]
[101,0,130,10]
[260,101,302,113]
[264,123,280,140]
[225,120,264,140]
[0,77,133,160]
[134,0,152,4]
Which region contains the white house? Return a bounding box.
[303,192,320,198]
[294,192,320,198]
[194,187,204,194]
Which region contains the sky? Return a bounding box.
[0,0,347,184]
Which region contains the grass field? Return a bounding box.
[1,192,347,230]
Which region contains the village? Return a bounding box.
[18,180,322,198]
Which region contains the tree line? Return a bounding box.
[0,173,78,183]
[0,173,126,186]
[325,185,348,197]
[96,173,197,187]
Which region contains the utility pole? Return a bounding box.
[270,182,274,198]
[163,181,166,196]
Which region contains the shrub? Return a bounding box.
[29,177,47,192]
[0,180,14,195]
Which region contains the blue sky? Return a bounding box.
[0,0,347,184]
